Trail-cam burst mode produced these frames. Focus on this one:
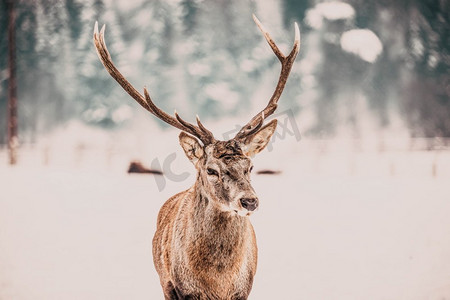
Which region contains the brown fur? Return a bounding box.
[152,131,278,300]
[153,183,257,299]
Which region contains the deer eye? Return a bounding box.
[207,168,219,176]
[249,166,254,173]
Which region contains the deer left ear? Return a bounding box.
[242,119,277,157]
[179,132,204,164]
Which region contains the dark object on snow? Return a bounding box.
[256,169,282,175]
[128,161,163,175]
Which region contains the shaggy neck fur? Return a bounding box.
[187,181,248,274]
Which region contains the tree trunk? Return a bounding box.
[7,0,18,165]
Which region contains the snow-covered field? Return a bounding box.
[1,135,450,299]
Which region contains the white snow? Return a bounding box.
[112,105,133,124]
[188,62,211,76]
[1,132,450,299]
[306,2,355,29]
[204,83,240,111]
[316,2,355,21]
[341,29,383,63]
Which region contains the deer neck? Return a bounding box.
[187,181,248,267]
[192,181,247,237]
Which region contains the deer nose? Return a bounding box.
[240,197,258,211]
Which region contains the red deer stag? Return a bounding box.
[93,15,299,300]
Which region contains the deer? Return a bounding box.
[93,15,299,300]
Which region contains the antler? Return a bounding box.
[235,15,300,140]
[93,22,215,145]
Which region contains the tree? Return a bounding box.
[7,0,17,164]
[402,0,450,137]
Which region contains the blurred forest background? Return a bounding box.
[0,0,449,147]
[2,2,450,299]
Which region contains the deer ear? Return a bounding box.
[179,132,204,164]
[242,119,277,157]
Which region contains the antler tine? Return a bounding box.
[196,115,215,141]
[143,88,189,129]
[174,110,213,144]
[93,22,215,145]
[94,22,150,113]
[252,14,285,61]
[235,16,300,140]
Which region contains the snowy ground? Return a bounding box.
[1,136,450,300]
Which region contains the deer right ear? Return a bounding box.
[179,132,204,164]
[242,119,277,157]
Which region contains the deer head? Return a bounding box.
[178,120,277,216]
[93,15,300,217]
